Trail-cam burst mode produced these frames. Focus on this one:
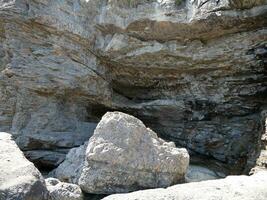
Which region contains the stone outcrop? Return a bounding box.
[0,132,48,200]
[0,0,266,171]
[45,178,83,200]
[103,171,267,200]
[52,112,189,194]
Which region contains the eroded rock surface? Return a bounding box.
[0,0,266,171]
[0,132,48,200]
[103,171,267,200]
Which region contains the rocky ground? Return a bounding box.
[103,171,267,200]
[0,0,267,199]
[1,111,267,199]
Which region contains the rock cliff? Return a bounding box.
[0,0,266,172]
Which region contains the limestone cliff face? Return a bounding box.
[0,0,266,171]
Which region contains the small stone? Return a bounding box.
[45,178,83,200]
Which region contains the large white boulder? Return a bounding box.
[52,112,189,194]
[50,142,88,184]
[103,171,267,200]
[79,112,189,193]
[0,132,48,200]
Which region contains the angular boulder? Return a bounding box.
[78,112,189,194]
[45,178,83,200]
[0,132,48,200]
[103,171,267,200]
[50,142,88,184]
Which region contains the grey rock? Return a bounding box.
[51,142,88,184]
[103,171,267,200]
[0,132,48,200]
[250,110,267,174]
[78,111,189,194]
[45,178,83,200]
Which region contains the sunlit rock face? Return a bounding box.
[79,112,189,194]
[0,0,266,171]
